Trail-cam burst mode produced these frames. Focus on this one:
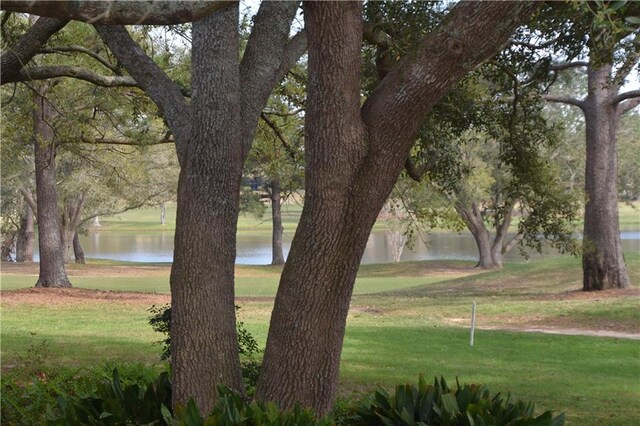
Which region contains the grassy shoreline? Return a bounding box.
[84,201,640,233]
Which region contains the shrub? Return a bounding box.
[148,304,263,390]
[46,369,171,425]
[343,375,565,426]
[45,372,564,426]
[171,386,332,426]
[46,372,328,426]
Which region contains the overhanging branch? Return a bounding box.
[550,61,590,71]
[260,112,296,160]
[618,97,640,116]
[1,1,232,25]
[543,94,586,110]
[5,65,138,87]
[612,89,640,105]
[38,45,119,72]
[1,16,68,85]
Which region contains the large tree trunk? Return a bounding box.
[270,180,285,265]
[33,88,71,288]
[256,5,367,412]
[582,62,629,290]
[256,2,538,414]
[169,6,245,412]
[16,201,35,262]
[95,2,302,412]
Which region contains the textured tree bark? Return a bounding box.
[257,1,538,413]
[455,204,496,269]
[169,6,245,412]
[96,2,303,412]
[582,62,630,290]
[256,4,367,413]
[32,88,71,288]
[270,181,285,265]
[73,232,85,264]
[0,17,68,85]
[16,202,35,262]
[1,1,231,25]
[60,194,86,263]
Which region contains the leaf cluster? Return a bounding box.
[344,375,565,426]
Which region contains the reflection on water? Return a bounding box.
[34,230,640,265]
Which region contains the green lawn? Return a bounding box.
[1,255,639,425]
[92,201,640,233]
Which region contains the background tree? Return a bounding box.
[540,1,639,290]
[2,16,181,265]
[247,69,305,265]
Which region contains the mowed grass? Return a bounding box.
[92,201,640,233]
[96,202,304,234]
[1,254,639,425]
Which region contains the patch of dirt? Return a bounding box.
[350,306,384,315]
[1,287,170,306]
[477,325,640,340]
[1,261,171,277]
[533,288,640,301]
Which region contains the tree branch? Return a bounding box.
[94,25,191,164]
[361,1,540,167]
[1,1,232,25]
[612,36,638,90]
[263,107,304,117]
[19,188,38,217]
[5,65,138,87]
[543,94,586,110]
[618,97,640,117]
[79,135,175,146]
[239,1,304,158]
[38,45,119,72]
[550,61,590,72]
[509,35,560,50]
[363,21,392,49]
[1,17,68,85]
[259,112,296,160]
[612,89,640,105]
[404,157,436,183]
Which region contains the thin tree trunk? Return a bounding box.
[33,88,71,288]
[169,5,244,412]
[16,202,35,262]
[1,234,15,261]
[270,181,285,265]
[160,202,166,225]
[73,231,85,264]
[61,194,86,263]
[582,62,629,290]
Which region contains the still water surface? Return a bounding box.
[40,230,640,264]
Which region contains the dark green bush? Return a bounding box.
[45,371,564,426]
[343,375,565,426]
[148,304,263,391]
[171,386,332,426]
[46,369,171,425]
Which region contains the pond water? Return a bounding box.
[35,230,640,265]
